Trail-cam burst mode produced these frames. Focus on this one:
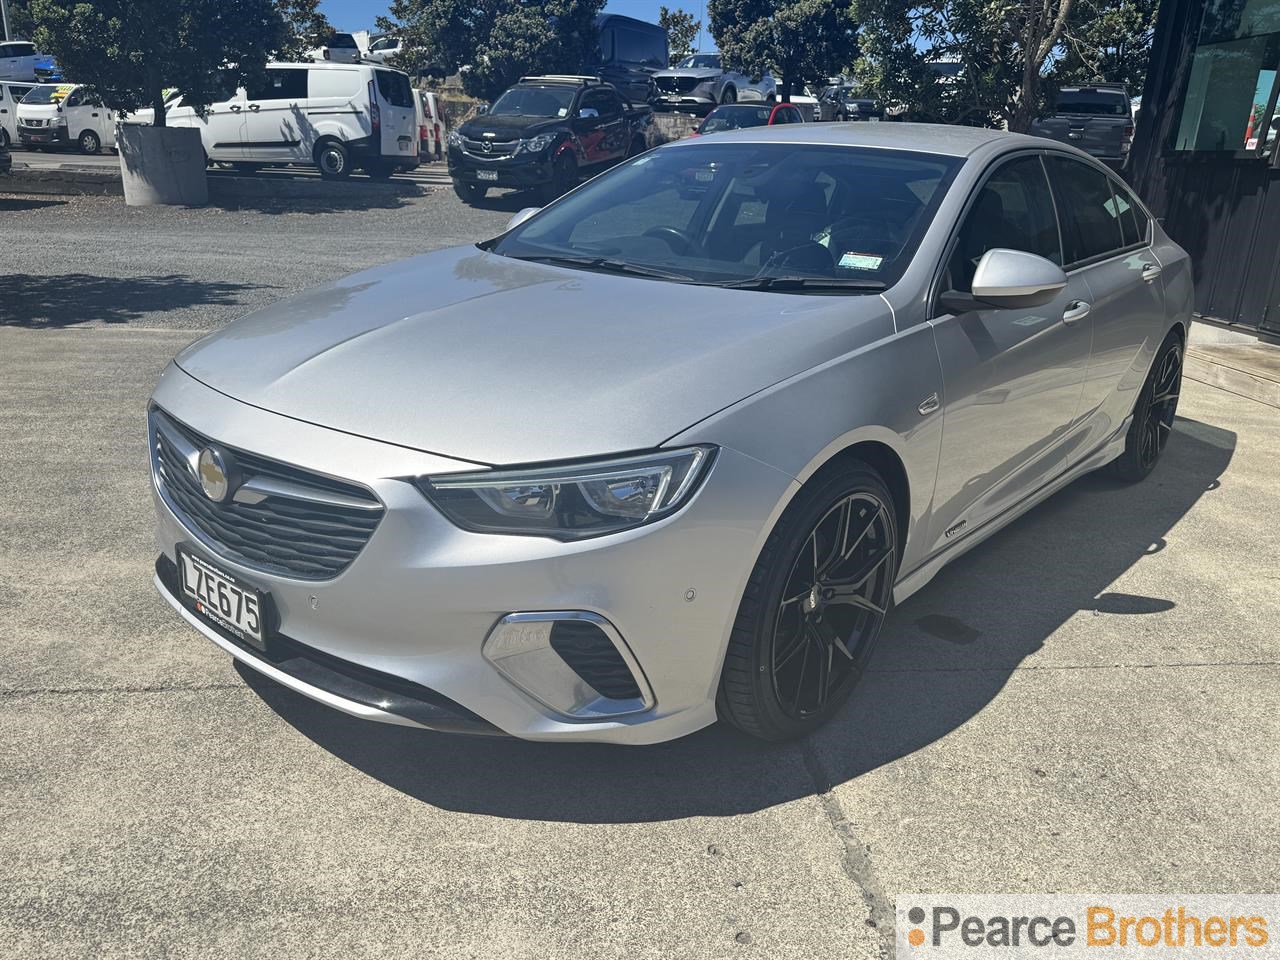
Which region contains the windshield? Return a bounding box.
[677,55,720,69]
[488,85,576,118]
[493,142,960,290]
[700,105,772,133]
[1056,90,1128,116]
[21,84,71,105]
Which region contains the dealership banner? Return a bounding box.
[897,896,1280,958]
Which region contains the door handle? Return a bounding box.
[1062,300,1091,325]
[1141,262,1162,283]
[248,103,260,112]
[229,104,242,113]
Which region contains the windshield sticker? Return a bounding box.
[840,252,883,270]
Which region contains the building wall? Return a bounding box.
[1129,0,1280,336]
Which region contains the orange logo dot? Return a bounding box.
[909,929,925,947]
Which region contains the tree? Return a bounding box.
[1054,0,1158,92]
[709,0,859,101]
[5,0,36,38]
[274,0,334,61]
[29,0,286,126]
[378,0,606,100]
[659,5,702,61]
[864,0,1158,129]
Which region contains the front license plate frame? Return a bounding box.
[476,169,498,181]
[176,546,269,651]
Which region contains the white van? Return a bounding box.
[415,88,446,161]
[16,83,117,154]
[0,80,38,148]
[165,62,419,179]
[307,32,361,64]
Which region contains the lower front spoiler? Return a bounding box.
[154,555,504,737]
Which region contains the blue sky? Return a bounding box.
[318,0,715,51]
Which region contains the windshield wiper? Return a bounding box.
[513,254,696,282]
[715,275,888,292]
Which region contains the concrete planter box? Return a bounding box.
[117,124,208,207]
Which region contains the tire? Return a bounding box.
[718,461,900,741]
[314,140,351,180]
[0,128,9,149]
[721,85,737,105]
[452,180,487,203]
[540,153,577,205]
[1109,331,1183,482]
[627,134,647,158]
[78,130,101,155]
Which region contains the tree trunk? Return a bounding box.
[149,66,166,128]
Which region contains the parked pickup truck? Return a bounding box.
[1031,84,1135,168]
[448,75,650,205]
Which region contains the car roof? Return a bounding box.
[665,121,1049,158]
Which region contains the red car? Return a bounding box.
[690,102,807,136]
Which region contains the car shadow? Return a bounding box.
[0,196,68,212]
[0,273,271,327]
[241,415,1235,823]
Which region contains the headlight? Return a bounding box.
[447,129,463,147]
[417,447,715,540]
[516,133,554,154]
[54,115,67,127]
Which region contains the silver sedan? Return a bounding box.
[149,124,1190,743]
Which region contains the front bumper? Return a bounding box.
[652,93,717,113]
[447,146,554,188]
[18,125,67,146]
[149,364,796,744]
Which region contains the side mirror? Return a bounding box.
[505,206,541,231]
[474,103,489,116]
[578,107,599,119]
[941,248,1067,313]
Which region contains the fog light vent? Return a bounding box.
[483,611,654,719]
[549,620,642,700]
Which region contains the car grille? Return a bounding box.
[19,118,49,128]
[656,76,703,94]
[462,137,518,158]
[150,409,384,580]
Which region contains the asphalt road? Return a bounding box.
[1,189,1278,959]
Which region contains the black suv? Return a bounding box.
[448,76,650,205]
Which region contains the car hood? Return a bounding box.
[655,68,723,81]
[460,115,563,141]
[174,247,894,466]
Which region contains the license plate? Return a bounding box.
[476,169,498,181]
[178,547,266,649]
[29,134,48,141]
[398,141,411,152]
[665,95,681,102]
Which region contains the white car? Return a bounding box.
[164,62,420,179]
[16,83,117,154]
[0,41,58,83]
[366,35,403,65]
[0,80,38,148]
[308,32,362,64]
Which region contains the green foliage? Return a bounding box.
[29,0,286,125]
[659,5,702,61]
[377,0,606,100]
[852,0,1154,127]
[708,0,859,99]
[5,0,38,38]
[1055,0,1159,91]
[274,0,334,61]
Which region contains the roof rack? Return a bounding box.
[519,75,604,85]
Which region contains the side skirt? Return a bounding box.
[892,414,1132,606]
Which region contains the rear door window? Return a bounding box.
[247,68,308,102]
[948,155,1063,292]
[374,70,414,109]
[1045,155,1125,264]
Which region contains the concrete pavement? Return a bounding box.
[1,323,1275,959]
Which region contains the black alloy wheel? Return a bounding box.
[719,461,899,740]
[1110,333,1183,481]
